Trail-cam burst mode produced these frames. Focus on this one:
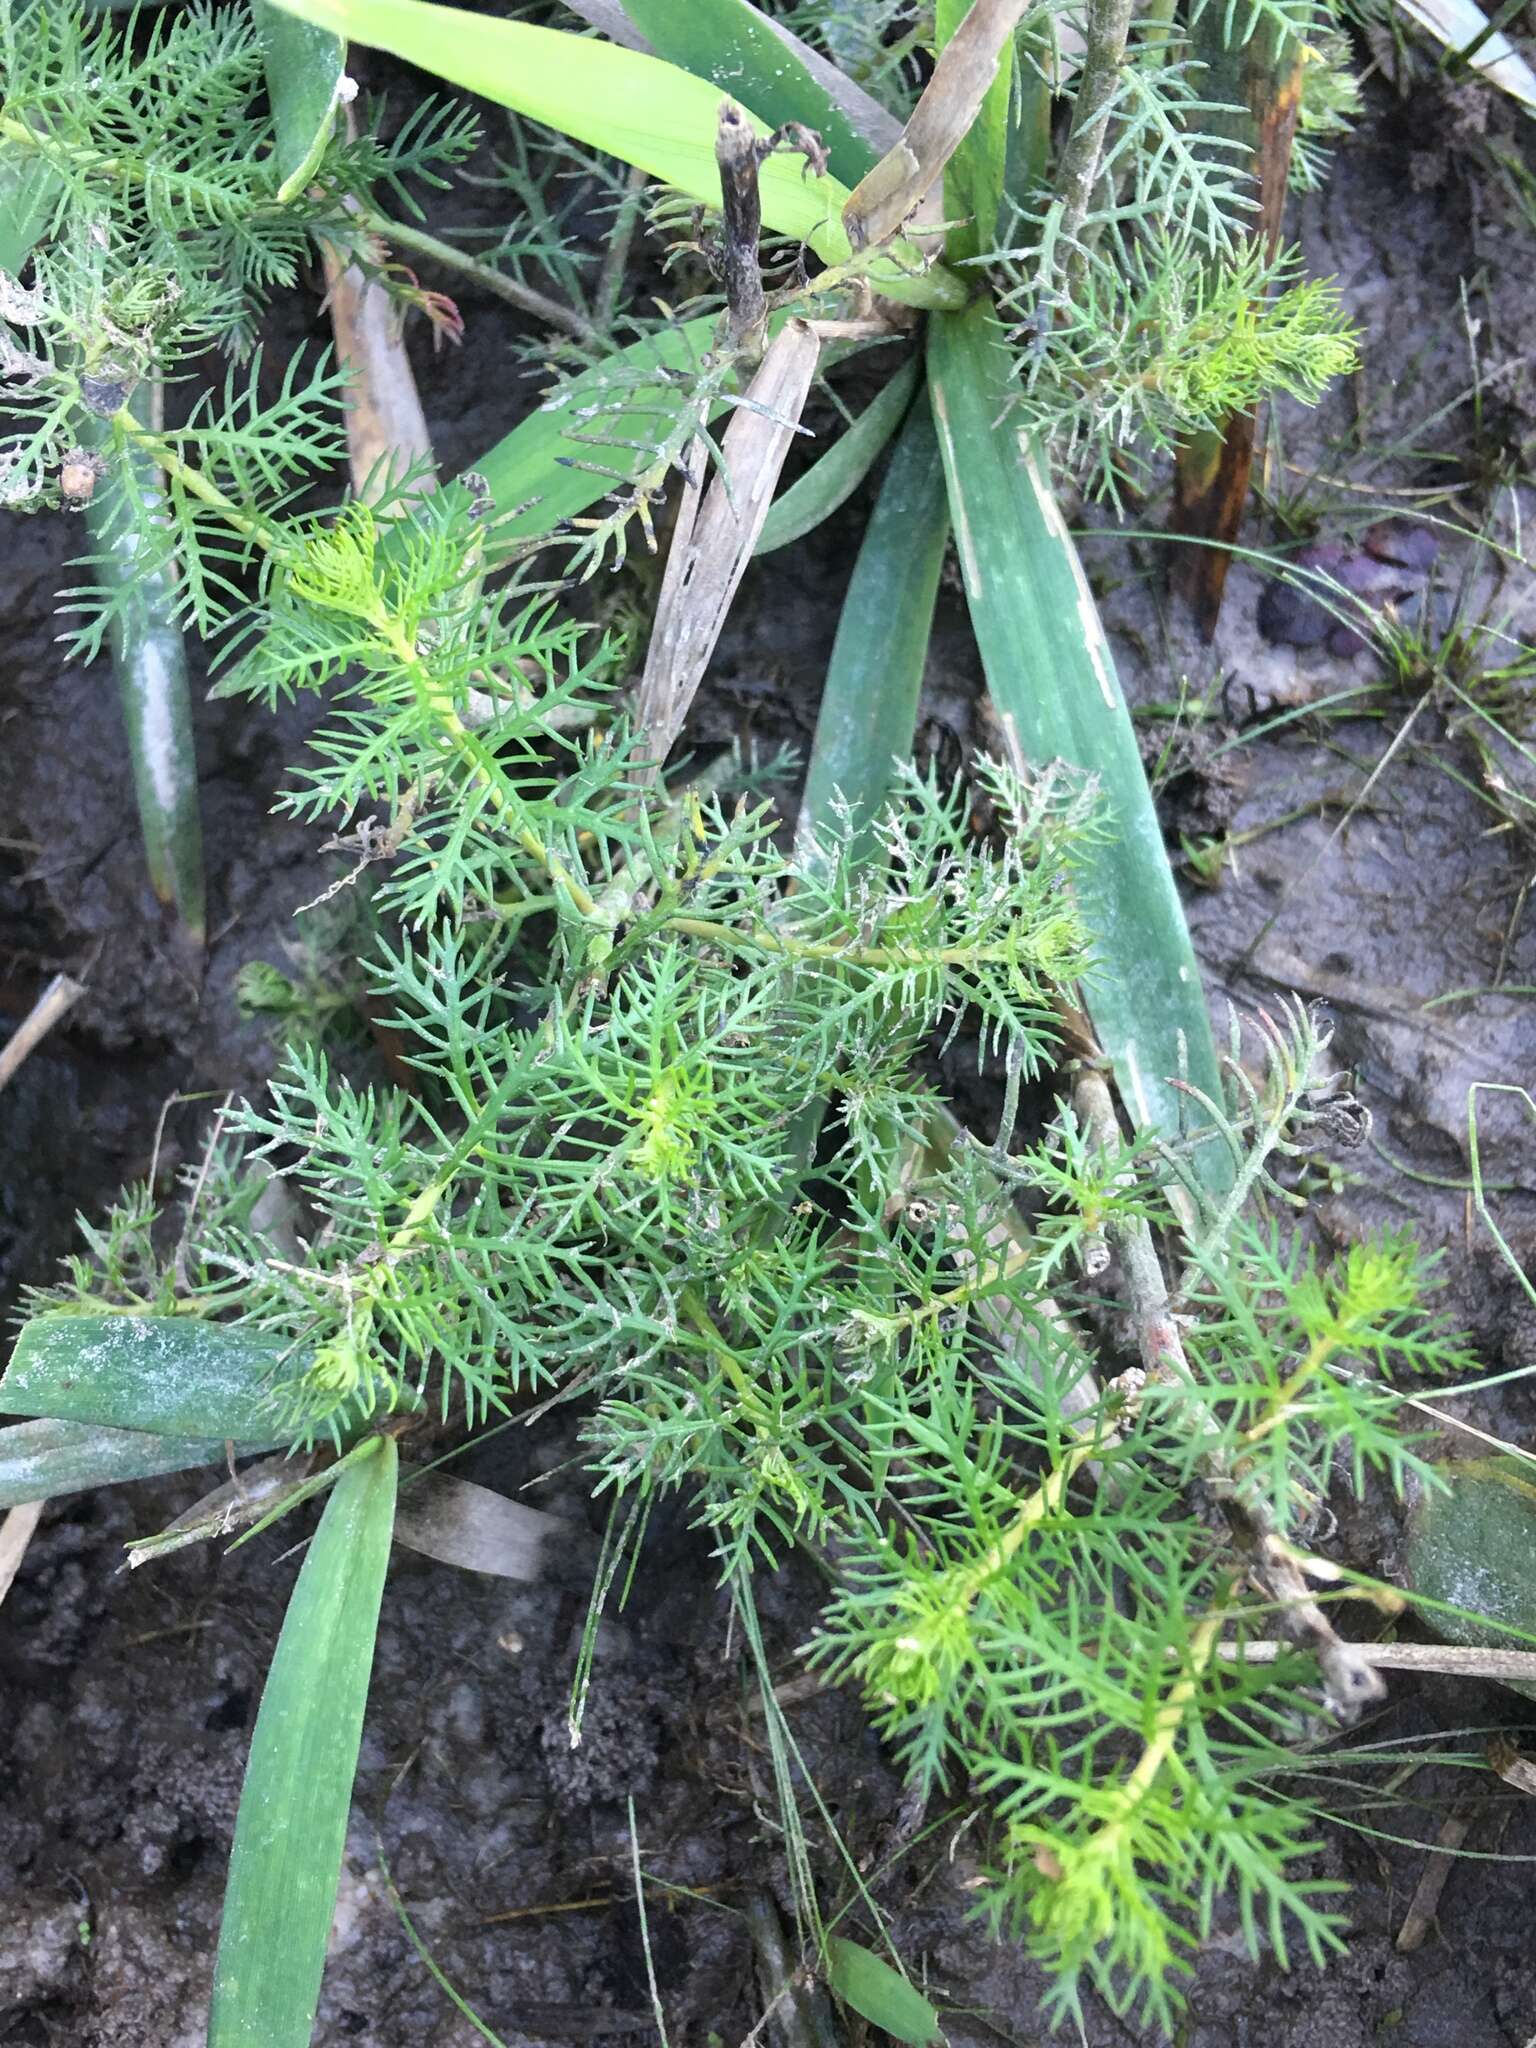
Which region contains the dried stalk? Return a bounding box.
[716,102,769,352]
[631,318,821,773]
[843,0,1026,252]
[319,105,435,500]
[0,973,85,1092]
[1223,1640,1536,1683]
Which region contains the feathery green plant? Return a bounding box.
[0,0,1500,2039]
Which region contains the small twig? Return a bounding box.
[741,1890,839,2048]
[1395,1811,1470,1952]
[1220,1640,1536,1683]
[0,973,85,1092]
[1490,1738,1536,1794]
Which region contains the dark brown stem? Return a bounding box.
[716,100,767,353]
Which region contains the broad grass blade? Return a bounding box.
[620,0,878,184]
[252,0,344,192]
[927,301,1228,1183]
[795,383,948,859]
[936,0,1014,261]
[207,1434,398,2047]
[755,351,920,558]
[1397,0,1536,106]
[825,1937,941,2046]
[1,1314,301,1444]
[474,314,720,546]
[268,0,964,308]
[0,1417,247,1509]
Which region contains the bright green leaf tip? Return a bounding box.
[264,0,965,310]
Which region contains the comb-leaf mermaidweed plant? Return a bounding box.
[0,0,1487,2038]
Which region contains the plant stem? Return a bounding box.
[1072,1058,1385,1715]
[664,913,1032,971]
[594,163,648,332]
[1054,0,1136,288]
[114,410,276,548]
[358,208,599,342]
[715,102,767,353]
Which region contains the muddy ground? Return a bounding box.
[2,25,1535,2048]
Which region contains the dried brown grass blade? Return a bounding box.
[632,317,820,770]
[842,0,1025,252]
[322,233,436,499]
[1395,1811,1470,1952]
[1489,1737,1536,1796]
[321,108,436,500]
[0,973,85,1092]
[0,1500,45,1608]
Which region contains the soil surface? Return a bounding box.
[2,24,1535,2048]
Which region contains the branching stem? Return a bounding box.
[358,208,599,342]
[1054,0,1136,291]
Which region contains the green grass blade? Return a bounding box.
[0,1416,246,1508]
[474,313,719,544]
[268,0,963,309]
[253,0,346,197]
[826,1937,942,2047]
[1,1313,302,1443]
[795,381,947,857]
[619,0,878,185]
[755,351,920,558]
[208,1434,397,2048]
[81,386,205,945]
[926,300,1228,1184]
[787,386,950,1453]
[475,316,898,549]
